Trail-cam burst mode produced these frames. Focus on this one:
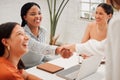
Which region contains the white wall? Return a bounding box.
[0,0,89,44]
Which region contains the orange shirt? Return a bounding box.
[0,57,24,80]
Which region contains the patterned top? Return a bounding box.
[22,25,57,68]
[0,57,24,80]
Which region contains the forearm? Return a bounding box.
[23,70,42,80]
[29,38,57,55]
[26,73,42,80]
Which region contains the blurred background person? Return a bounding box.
[105,0,120,80]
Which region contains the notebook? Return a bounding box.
[56,55,102,80]
[37,63,64,74]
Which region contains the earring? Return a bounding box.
[7,46,10,51]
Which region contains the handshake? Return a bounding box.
[55,44,76,58]
[55,44,90,59]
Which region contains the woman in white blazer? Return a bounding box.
[106,0,120,80]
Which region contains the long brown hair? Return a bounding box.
[110,0,120,10]
[0,22,25,69]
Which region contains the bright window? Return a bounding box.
[79,0,105,20]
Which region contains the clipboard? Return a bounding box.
[37,63,64,74]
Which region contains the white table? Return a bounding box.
[26,53,105,80]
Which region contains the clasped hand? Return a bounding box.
[56,46,73,58]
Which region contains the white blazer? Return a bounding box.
[106,10,120,80]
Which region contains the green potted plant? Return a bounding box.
[47,0,69,45]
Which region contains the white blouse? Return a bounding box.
[75,39,106,56]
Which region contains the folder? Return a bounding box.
[37,63,64,74]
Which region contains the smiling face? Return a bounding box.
[6,24,29,57]
[95,7,110,24]
[24,5,42,28]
